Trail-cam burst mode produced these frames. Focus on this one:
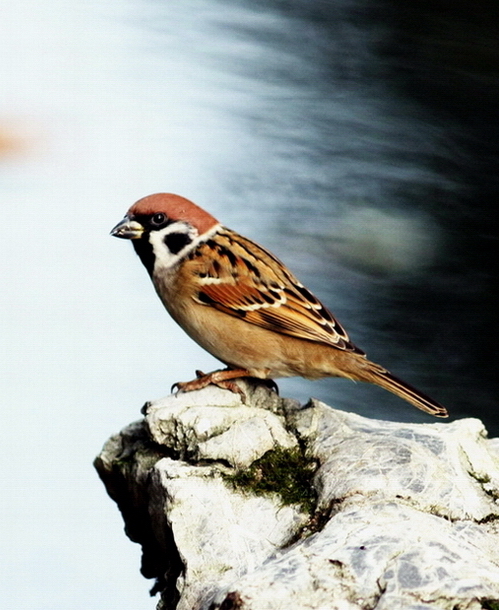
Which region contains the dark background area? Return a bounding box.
[198,0,499,432]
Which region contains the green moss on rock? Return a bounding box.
[223,446,318,514]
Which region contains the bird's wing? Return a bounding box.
[188,229,364,354]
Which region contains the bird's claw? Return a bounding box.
[171,369,279,403]
[171,368,251,401]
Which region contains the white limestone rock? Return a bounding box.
[145,384,298,468]
[95,381,499,610]
[292,400,499,521]
[152,458,307,610]
[211,502,499,610]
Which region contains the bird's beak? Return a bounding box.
[110,216,144,239]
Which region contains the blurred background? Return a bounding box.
[1,0,498,607]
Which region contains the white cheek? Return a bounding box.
[149,229,183,270]
[148,222,221,271]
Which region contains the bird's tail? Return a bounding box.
[368,367,448,418]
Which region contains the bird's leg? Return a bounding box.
[172,368,252,398]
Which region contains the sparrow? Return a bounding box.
[111,193,448,418]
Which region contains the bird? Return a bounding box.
[110,193,448,418]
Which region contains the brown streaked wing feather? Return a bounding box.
[190,228,364,354]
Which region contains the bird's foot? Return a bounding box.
[171,368,251,400]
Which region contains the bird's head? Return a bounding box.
[111,193,220,274]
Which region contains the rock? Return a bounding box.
[94,380,499,610]
[145,384,299,469]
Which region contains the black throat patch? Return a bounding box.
[132,238,156,277]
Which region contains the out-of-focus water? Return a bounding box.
[1,0,498,607]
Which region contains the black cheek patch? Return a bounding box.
[164,232,193,255]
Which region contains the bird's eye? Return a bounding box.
[151,213,166,226]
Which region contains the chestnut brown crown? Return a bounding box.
[128,193,219,235]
